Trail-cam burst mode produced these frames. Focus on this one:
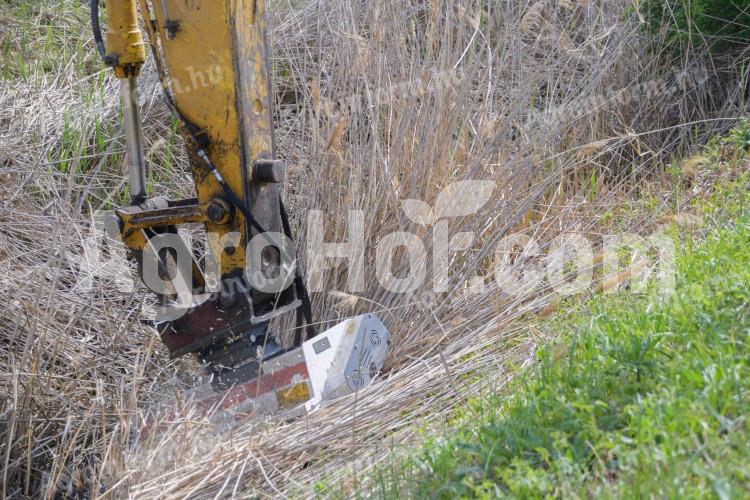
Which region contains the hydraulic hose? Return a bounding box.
[280,198,317,343]
[90,0,107,61]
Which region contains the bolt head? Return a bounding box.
[207,202,227,222]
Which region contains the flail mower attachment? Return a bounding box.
[188,314,390,422]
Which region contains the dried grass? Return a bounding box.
[1,0,747,497]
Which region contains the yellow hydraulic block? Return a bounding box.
[105,0,146,78]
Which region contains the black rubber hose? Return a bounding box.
[279,198,317,343]
[90,0,107,61]
[196,149,269,235]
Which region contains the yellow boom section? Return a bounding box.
[144,0,279,277]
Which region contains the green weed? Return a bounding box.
[366,145,750,498]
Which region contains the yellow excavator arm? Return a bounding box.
[92,1,390,416]
[92,0,314,389]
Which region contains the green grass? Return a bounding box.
[642,0,750,53]
[0,0,96,81]
[362,154,750,498]
[1,0,175,208]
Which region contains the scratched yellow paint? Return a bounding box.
[275,382,311,410]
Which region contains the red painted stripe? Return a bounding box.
[199,361,310,411]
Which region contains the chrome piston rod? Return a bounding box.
[121,77,147,203]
